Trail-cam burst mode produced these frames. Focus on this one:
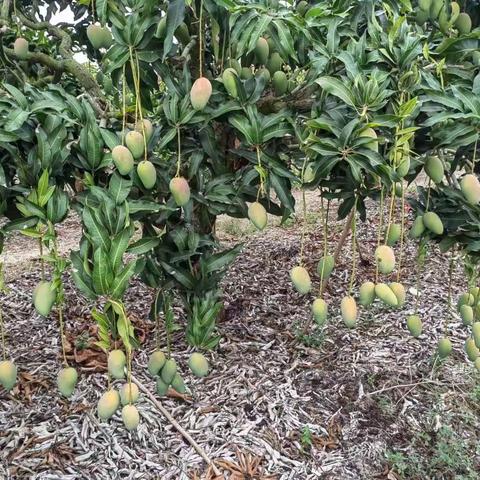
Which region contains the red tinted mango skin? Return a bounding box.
[169,177,190,206]
[190,77,212,110]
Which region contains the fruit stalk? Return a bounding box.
[348,198,358,296]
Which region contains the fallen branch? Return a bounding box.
[130,373,221,476]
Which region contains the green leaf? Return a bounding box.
[127,236,161,255]
[111,261,137,299]
[316,77,354,107]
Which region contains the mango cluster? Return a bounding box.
[415,1,472,35]
[147,350,186,396]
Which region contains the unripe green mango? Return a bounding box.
[86,24,104,50]
[248,202,268,231]
[455,12,472,34]
[438,7,450,34]
[430,0,444,20]
[460,174,480,205]
[108,349,126,379]
[469,286,480,301]
[189,352,209,377]
[137,160,157,189]
[460,304,474,325]
[341,295,357,328]
[256,67,271,83]
[160,358,177,385]
[57,367,78,398]
[473,322,480,348]
[407,315,422,338]
[375,245,396,274]
[254,37,269,65]
[423,211,444,235]
[33,281,56,317]
[375,283,398,307]
[297,0,309,16]
[119,383,139,405]
[0,360,17,391]
[419,0,432,11]
[13,37,29,59]
[135,119,153,142]
[317,254,334,280]
[97,389,120,420]
[410,216,425,239]
[386,223,401,246]
[175,23,191,45]
[122,404,140,431]
[359,281,376,306]
[303,163,315,183]
[222,68,238,98]
[266,52,283,75]
[389,282,406,307]
[424,156,444,183]
[465,337,479,362]
[156,377,169,396]
[99,28,113,49]
[171,374,186,394]
[394,182,403,197]
[169,177,191,206]
[241,67,253,80]
[312,298,328,326]
[272,71,288,96]
[437,337,452,358]
[125,131,145,159]
[112,145,134,175]
[415,9,430,25]
[290,266,312,294]
[359,127,378,152]
[190,77,213,111]
[457,292,474,311]
[148,350,166,376]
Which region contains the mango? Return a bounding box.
[457,292,474,310]
[156,377,169,396]
[223,68,238,98]
[125,131,145,159]
[375,245,396,274]
[465,338,479,362]
[419,0,432,11]
[122,404,140,431]
[241,67,253,80]
[317,255,334,280]
[394,182,403,197]
[424,156,444,183]
[473,322,480,348]
[0,360,17,391]
[430,0,443,19]
[341,295,357,328]
[407,315,422,338]
[415,9,430,25]
[147,350,166,376]
[312,298,328,326]
[375,283,398,307]
[409,216,425,239]
[359,281,376,306]
[112,145,134,175]
[254,37,269,65]
[272,71,288,96]
[389,282,406,307]
[297,0,309,15]
[190,77,212,111]
[57,367,78,398]
[423,211,443,235]
[460,304,474,326]
[189,352,209,377]
[175,23,191,45]
[437,337,452,358]
[386,223,401,246]
[256,67,271,83]
[137,160,156,189]
[290,266,311,294]
[171,374,186,394]
[119,383,139,405]
[248,202,267,230]
[33,281,56,317]
[460,174,480,205]
[97,389,120,420]
[99,28,113,49]
[359,127,378,152]
[438,7,450,34]
[169,177,191,206]
[475,358,480,372]
[108,349,126,379]
[267,52,283,75]
[135,119,153,142]
[455,12,472,34]
[160,358,177,385]
[86,24,104,50]
[13,37,29,59]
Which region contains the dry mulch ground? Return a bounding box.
[1,192,480,480]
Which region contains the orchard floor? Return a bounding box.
[1,191,480,480]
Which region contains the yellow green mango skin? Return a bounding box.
[460,174,480,205]
[475,357,480,372]
[0,360,17,391]
[473,322,480,348]
[455,12,472,34]
[465,338,479,362]
[189,352,209,377]
[57,367,78,398]
[290,266,311,294]
[437,338,452,358]
[135,119,153,142]
[460,304,474,326]
[312,298,328,326]
[13,37,29,59]
[171,374,186,394]
[222,68,238,98]
[317,255,334,280]
[112,145,134,175]
[254,37,269,65]
[407,315,422,338]
[423,212,444,235]
[241,67,253,80]
[125,131,145,159]
[430,0,443,20]
[156,377,169,396]
[137,160,157,189]
[359,281,375,306]
[169,177,191,206]
[248,202,268,231]
[389,282,406,307]
[424,156,444,183]
[190,77,213,111]
[386,223,401,246]
[148,350,166,376]
[341,296,357,328]
[410,216,425,239]
[108,349,126,379]
[457,292,474,311]
[33,281,56,317]
[160,359,177,385]
[122,404,140,431]
[98,389,120,420]
[86,24,104,49]
[418,0,432,11]
[119,383,139,405]
[375,245,396,274]
[375,283,398,307]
